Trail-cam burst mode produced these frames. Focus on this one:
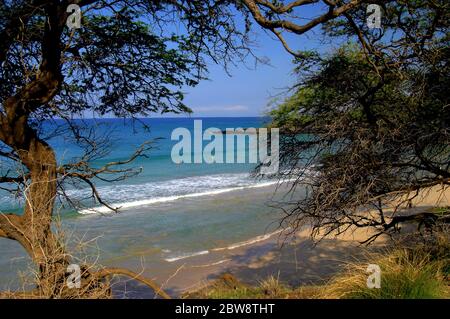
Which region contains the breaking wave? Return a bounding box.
[76,173,282,214]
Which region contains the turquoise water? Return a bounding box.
[0,117,291,290]
[1,117,270,211]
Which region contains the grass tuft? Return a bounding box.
[186,232,449,299]
[320,233,449,299]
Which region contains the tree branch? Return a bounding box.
[95,267,171,299]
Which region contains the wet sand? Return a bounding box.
[112,184,449,298]
[1,181,445,297]
[111,227,385,298]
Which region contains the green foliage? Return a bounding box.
[61,8,201,116]
[267,27,449,239]
[269,44,380,129]
[347,264,446,299]
[0,1,252,119]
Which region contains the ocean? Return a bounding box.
[0,117,293,292]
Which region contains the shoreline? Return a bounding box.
[112,225,385,298]
[112,184,449,298]
[0,179,447,297]
[78,179,284,215]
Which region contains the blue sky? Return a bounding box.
[81,3,347,118]
[183,28,325,118]
[176,3,342,118]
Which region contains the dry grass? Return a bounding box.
[319,233,450,299]
[0,216,169,299]
[185,232,449,299]
[0,217,111,299]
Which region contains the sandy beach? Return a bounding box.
[0,181,446,297]
[110,226,384,298]
[111,184,449,298]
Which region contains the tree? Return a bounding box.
[1,0,443,298]
[267,1,449,243]
[0,0,257,298]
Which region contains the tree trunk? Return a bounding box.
[0,116,71,295]
[19,135,70,295]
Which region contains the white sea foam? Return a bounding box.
[78,176,283,214]
[211,228,284,251]
[164,250,210,262]
[164,229,285,263]
[190,259,231,268]
[1,169,305,213]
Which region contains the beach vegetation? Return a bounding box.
[186,233,450,299]
[268,1,450,244]
[0,0,448,298]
